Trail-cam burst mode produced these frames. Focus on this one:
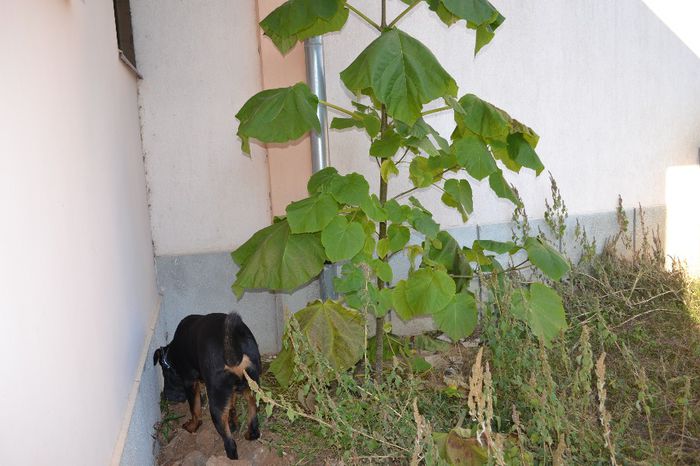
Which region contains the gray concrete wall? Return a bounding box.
[390,205,666,335]
[155,253,282,354]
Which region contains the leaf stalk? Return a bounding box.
[421,105,451,116]
[388,0,420,28]
[346,3,382,31]
[318,100,359,118]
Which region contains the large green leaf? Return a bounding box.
[321,216,365,262]
[453,94,511,140]
[488,169,520,205]
[392,268,455,320]
[340,29,457,125]
[452,94,542,175]
[295,300,364,367]
[507,133,544,174]
[359,194,388,222]
[385,199,410,223]
[260,0,348,55]
[511,283,568,345]
[370,259,393,283]
[410,208,440,239]
[409,156,437,188]
[396,118,450,157]
[331,113,381,138]
[328,172,370,206]
[447,0,505,55]
[307,166,340,194]
[369,130,402,158]
[433,291,478,342]
[523,237,570,280]
[269,343,295,387]
[472,239,517,255]
[442,178,473,222]
[232,219,326,291]
[423,231,472,292]
[270,300,364,386]
[236,83,320,154]
[402,0,504,55]
[286,193,339,233]
[380,159,399,182]
[444,427,489,465]
[333,262,366,294]
[387,223,410,253]
[453,135,496,180]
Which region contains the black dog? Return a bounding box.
[153,312,261,460]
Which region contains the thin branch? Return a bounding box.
[450,262,532,280]
[613,308,668,329]
[421,105,451,117]
[388,0,420,28]
[346,3,382,31]
[396,147,411,165]
[244,373,410,453]
[391,186,419,201]
[318,100,357,118]
[390,168,452,201]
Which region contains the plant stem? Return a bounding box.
[421,105,451,116]
[318,100,357,118]
[381,0,387,28]
[374,102,389,382]
[388,0,420,28]
[346,3,382,31]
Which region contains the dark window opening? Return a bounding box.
[113,0,137,72]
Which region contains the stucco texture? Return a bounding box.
[323,0,700,228]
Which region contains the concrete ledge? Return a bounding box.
[389,205,666,335]
[113,297,161,466]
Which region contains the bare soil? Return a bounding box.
[156,399,295,466]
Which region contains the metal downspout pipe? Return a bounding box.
[305,36,336,300]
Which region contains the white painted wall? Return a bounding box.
[325,0,700,228]
[131,0,272,256]
[0,1,159,465]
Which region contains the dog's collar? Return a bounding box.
[161,347,172,370]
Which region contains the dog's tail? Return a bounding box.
[224,311,245,366]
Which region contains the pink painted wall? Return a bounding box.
[257,0,313,217]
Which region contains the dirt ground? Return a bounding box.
[156,399,294,466]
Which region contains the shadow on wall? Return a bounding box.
[666,164,700,276]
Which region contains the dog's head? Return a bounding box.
[153,345,187,402]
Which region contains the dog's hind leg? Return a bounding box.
[228,391,239,432]
[243,388,260,440]
[209,387,238,460]
[182,380,203,433]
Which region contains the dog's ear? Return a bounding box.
[153,347,162,366]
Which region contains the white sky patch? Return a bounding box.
[642,0,700,58]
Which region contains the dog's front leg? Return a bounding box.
[182,380,203,433]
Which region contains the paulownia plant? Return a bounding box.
[232,0,569,383]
